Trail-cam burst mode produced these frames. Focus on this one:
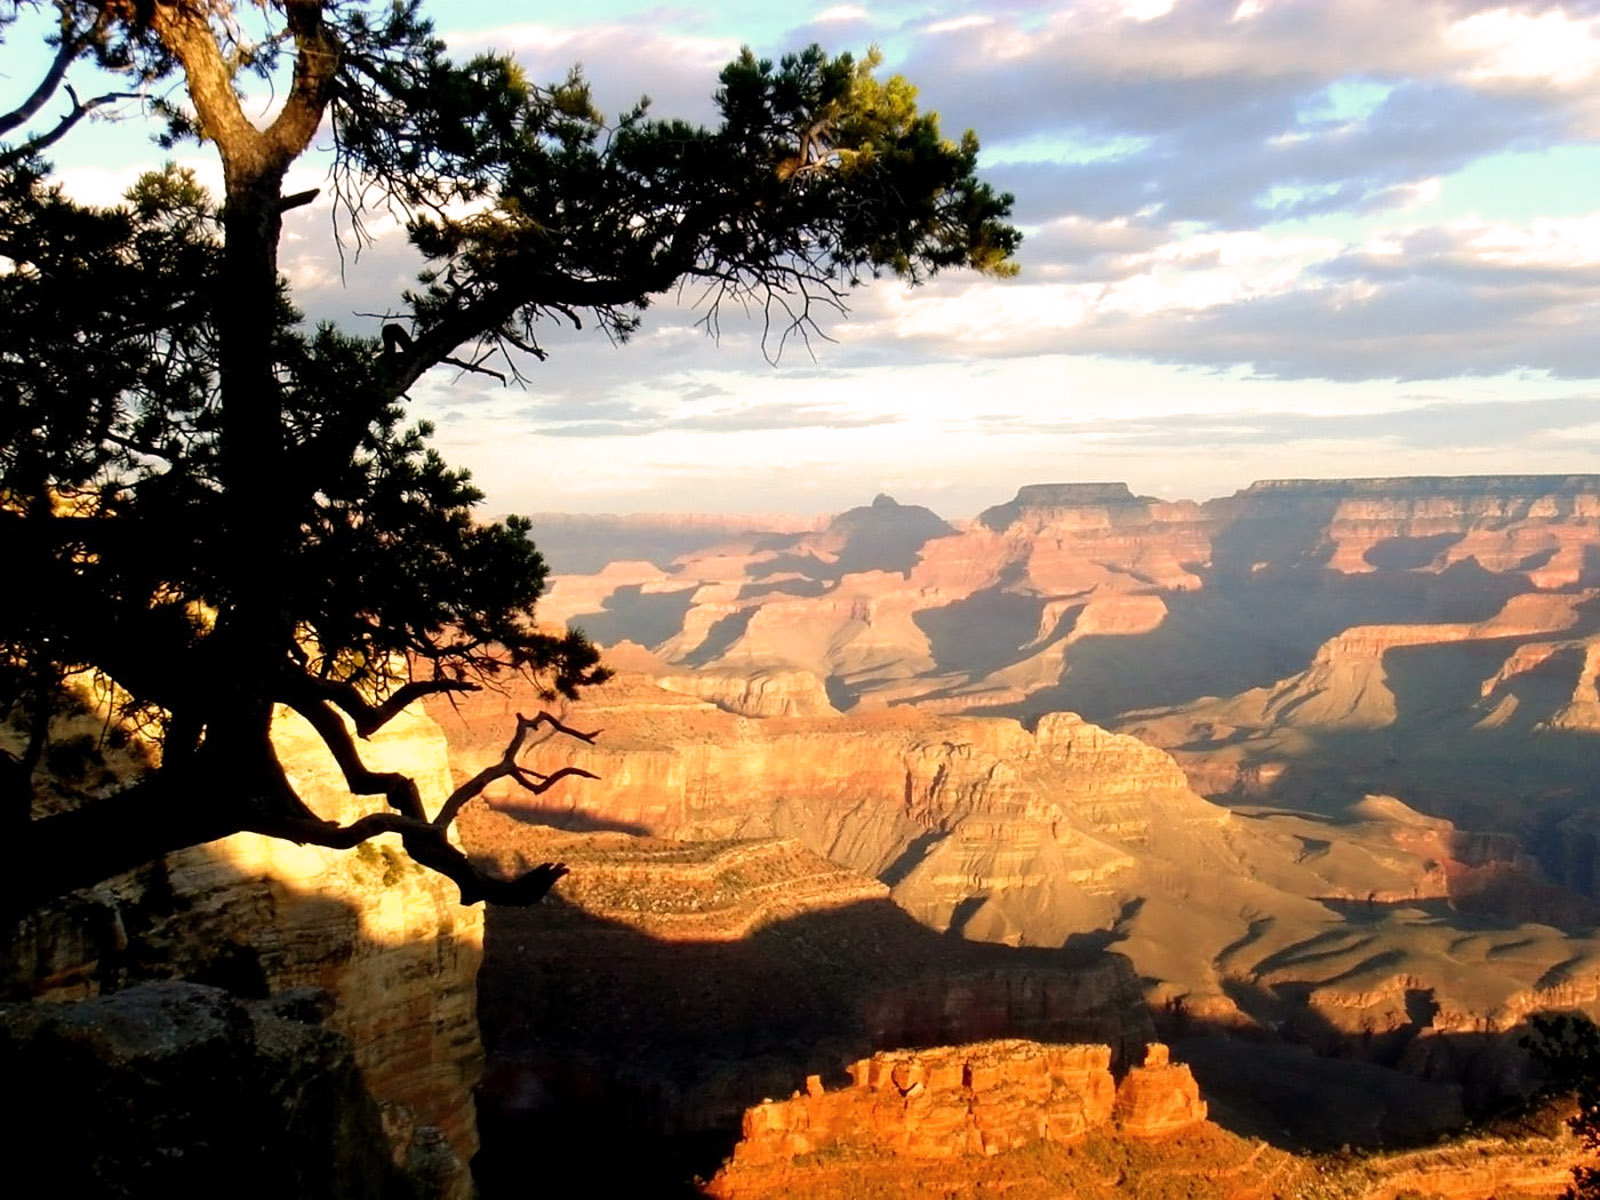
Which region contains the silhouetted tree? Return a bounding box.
[1527,1014,1600,1198]
[0,0,1018,912]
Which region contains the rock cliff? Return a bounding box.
[726,1038,1205,1171]
[3,703,483,1191]
[461,801,1154,1193]
[537,476,1600,758]
[1113,1043,1209,1138]
[707,1039,1316,1200]
[730,1040,1121,1165]
[655,667,840,717]
[0,981,413,1198]
[436,665,1600,1154]
[458,475,1600,1192]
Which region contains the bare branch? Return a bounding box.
[278,690,429,821]
[440,353,507,384]
[431,710,599,830]
[294,674,477,737]
[265,812,569,907]
[262,684,589,907]
[0,85,142,169]
[278,187,320,212]
[0,11,80,137]
[499,328,547,362]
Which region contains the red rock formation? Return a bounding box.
[1114,1043,1209,1138]
[723,1038,1210,1182]
[729,1039,1122,1167]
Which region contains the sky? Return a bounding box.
[5,0,1600,517]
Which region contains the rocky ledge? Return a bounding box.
[724,1039,1205,1172]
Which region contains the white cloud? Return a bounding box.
[1119,0,1177,21]
[26,0,1600,512]
[1456,213,1600,269]
[925,14,995,35]
[814,5,870,23]
[1450,7,1600,89]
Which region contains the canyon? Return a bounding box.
[531,474,1600,908]
[478,473,1600,1189]
[3,474,1597,1196]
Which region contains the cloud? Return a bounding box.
[672,402,899,431]
[1017,394,1600,450]
[264,1,1600,398]
[439,20,736,125]
[812,5,871,23]
[531,400,902,437]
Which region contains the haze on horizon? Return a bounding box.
[10,0,1600,517]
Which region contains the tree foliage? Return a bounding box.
[1526,1014,1600,1198]
[0,0,1018,912]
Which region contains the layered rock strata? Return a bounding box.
[466,809,1154,1193]
[730,1039,1206,1170]
[1113,1043,1208,1138]
[730,1040,1122,1166]
[445,670,1600,1145]
[654,668,839,717]
[539,475,1600,728]
[3,704,483,1188]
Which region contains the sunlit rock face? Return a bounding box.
[654,667,840,717]
[707,1039,1239,1200]
[432,677,1251,1018]
[530,477,1600,920]
[463,475,1599,1189]
[728,1039,1123,1165]
[443,685,1600,1158]
[2,704,482,1188]
[1112,1043,1207,1139]
[1214,476,1600,583]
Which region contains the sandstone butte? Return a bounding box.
[726,1040,1205,1168]
[709,1041,1223,1200]
[709,1040,1594,1200]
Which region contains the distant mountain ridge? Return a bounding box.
[537,473,1599,866]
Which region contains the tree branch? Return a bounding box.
[265,0,339,163]
[440,353,507,383]
[280,681,598,834]
[277,688,429,820]
[431,710,599,830]
[0,10,81,136]
[293,673,478,738]
[278,186,320,212]
[262,812,569,907]
[0,85,142,169]
[265,694,589,907]
[149,0,268,175]
[0,761,252,918]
